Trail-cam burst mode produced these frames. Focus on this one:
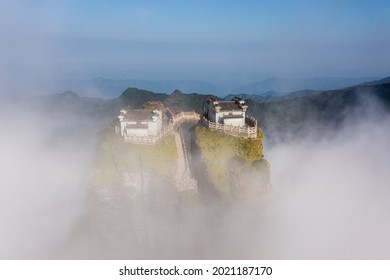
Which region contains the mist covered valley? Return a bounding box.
[1,80,390,259]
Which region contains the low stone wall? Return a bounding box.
[245,115,257,127]
[120,110,257,144]
[203,116,258,139]
[122,111,200,144]
[123,126,173,145]
[172,111,200,125]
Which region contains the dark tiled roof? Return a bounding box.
[124,109,157,121]
[217,101,242,111]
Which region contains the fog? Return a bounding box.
[0,98,99,259]
[1,0,390,260]
[266,97,390,258]
[0,92,389,259]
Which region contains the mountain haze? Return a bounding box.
[53,76,380,100]
[18,76,390,144]
[2,76,390,259]
[233,77,378,96]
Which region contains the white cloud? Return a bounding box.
[266,98,390,258]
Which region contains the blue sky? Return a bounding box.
[1,0,390,89]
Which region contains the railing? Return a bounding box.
[120,110,256,144]
[172,111,200,125]
[202,116,258,139]
[245,115,257,128]
[123,126,173,145]
[122,111,200,144]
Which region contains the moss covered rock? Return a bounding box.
[194,125,271,199]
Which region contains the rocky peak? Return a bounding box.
[170,89,184,98]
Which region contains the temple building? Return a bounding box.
[118,107,163,137]
[204,97,248,127]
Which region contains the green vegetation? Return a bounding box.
[195,125,269,196]
[118,87,168,109]
[87,93,272,202]
[89,123,177,187]
[143,100,164,110]
[113,134,177,175]
[163,90,218,114]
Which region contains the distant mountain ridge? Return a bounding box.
[113,77,390,145]
[7,76,388,145]
[224,89,322,103]
[233,77,379,96]
[358,76,390,86]
[55,76,381,99]
[57,77,227,98]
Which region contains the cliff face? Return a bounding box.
[63,116,271,259]
[194,125,271,201]
[63,123,182,259]
[87,113,271,203]
[90,123,178,188]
